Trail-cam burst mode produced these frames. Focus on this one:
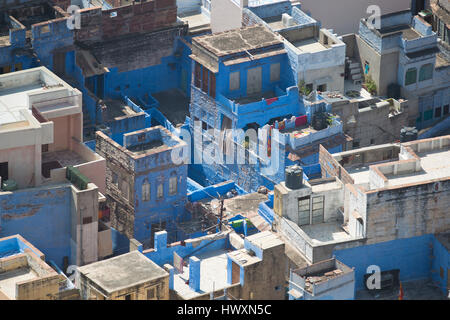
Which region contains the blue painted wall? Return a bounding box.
[143,231,229,266]
[431,236,450,295]
[333,234,442,292]
[0,186,72,268]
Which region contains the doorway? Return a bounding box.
[53,51,66,77]
[247,67,262,95]
[0,162,8,181]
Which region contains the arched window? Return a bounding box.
[405,68,417,86]
[419,63,433,81]
[142,179,150,201]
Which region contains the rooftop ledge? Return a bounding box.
[216,86,299,115]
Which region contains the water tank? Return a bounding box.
[285,165,303,190]
[313,112,328,130]
[400,127,418,142]
[2,179,18,191]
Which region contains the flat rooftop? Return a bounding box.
[346,159,396,185]
[292,37,327,53]
[193,25,283,57]
[383,148,450,187]
[102,99,138,121]
[0,67,74,129]
[77,251,168,294]
[173,249,229,299]
[379,24,422,40]
[0,268,38,299]
[178,11,211,32]
[152,88,189,126]
[301,222,352,244]
[263,15,297,30]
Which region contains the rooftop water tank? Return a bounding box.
[285,165,303,190]
[400,127,418,142]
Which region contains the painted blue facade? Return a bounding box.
[142,231,230,266]
[124,128,189,244]
[333,234,449,294]
[0,185,73,268]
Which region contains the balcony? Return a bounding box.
[216,86,301,128]
[281,117,343,150]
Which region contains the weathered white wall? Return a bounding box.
[299,0,412,35]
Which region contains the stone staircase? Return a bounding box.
[346,57,363,85]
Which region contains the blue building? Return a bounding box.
[95,126,193,248]
[187,24,346,191]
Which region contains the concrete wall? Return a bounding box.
[210,0,242,33]
[299,0,412,35]
[0,145,38,188]
[364,178,450,244]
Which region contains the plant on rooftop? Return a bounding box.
[363,75,377,95]
[298,80,312,96]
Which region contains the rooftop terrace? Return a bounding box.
[193,25,283,57]
[77,251,168,295]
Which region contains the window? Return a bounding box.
[270,63,280,82]
[125,294,132,300]
[169,176,177,195]
[209,72,216,98]
[42,144,49,153]
[229,71,240,91]
[0,65,11,74]
[202,66,208,93]
[112,172,118,185]
[311,196,324,224]
[419,64,433,82]
[298,196,310,226]
[370,139,375,145]
[147,288,155,300]
[157,183,164,199]
[435,107,442,118]
[194,62,201,88]
[202,121,208,131]
[317,84,327,92]
[120,179,129,200]
[353,140,360,149]
[142,179,150,201]
[82,217,92,225]
[444,105,449,115]
[405,68,417,86]
[424,109,433,121]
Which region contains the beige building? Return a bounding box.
[274,135,450,264]
[0,235,66,300]
[0,67,106,193]
[76,251,169,300]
